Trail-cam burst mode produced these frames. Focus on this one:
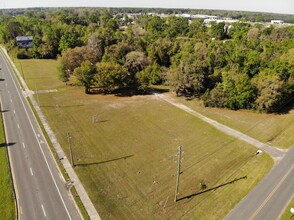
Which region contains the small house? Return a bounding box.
[16,36,33,48]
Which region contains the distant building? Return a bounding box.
[175,14,191,19]
[206,15,221,20]
[203,18,238,25]
[16,36,33,48]
[271,20,284,24]
[191,14,209,19]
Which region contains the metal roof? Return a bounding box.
[16,36,33,41]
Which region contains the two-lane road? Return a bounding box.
[0,51,82,220]
[225,147,294,220]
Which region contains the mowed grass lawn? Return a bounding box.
[171,94,294,149]
[280,197,294,220]
[0,114,15,219]
[18,59,273,219]
[14,59,65,90]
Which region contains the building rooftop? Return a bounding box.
[16,36,33,42]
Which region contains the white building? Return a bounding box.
[271,20,284,24]
[175,14,191,19]
[203,19,238,25]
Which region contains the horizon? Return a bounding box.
[0,0,293,15]
[0,6,294,17]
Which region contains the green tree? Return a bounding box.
[146,16,166,38]
[124,51,150,76]
[136,63,163,91]
[208,41,228,69]
[228,73,257,109]
[187,19,207,39]
[202,83,227,108]
[6,20,23,40]
[244,50,261,77]
[165,16,189,38]
[167,55,209,97]
[203,71,256,110]
[210,22,227,40]
[147,38,176,67]
[59,29,83,53]
[58,46,99,83]
[94,62,128,92]
[74,60,96,93]
[252,70,284,112]
[40,24,61,58]
[229,22,251,41]
[102,41,134,64]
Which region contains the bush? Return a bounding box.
[199,182,207,190]
[16,50,32,59]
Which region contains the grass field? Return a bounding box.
[14,58,65,90]
[16,58,294,149]
[170,94,294,149]
[16,58,274,219]
[0,111,15,219]
[280,197,294,220]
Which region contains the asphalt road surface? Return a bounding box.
[0,51,81,220]
[225,146,294,220]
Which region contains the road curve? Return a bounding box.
[0,51,82,220]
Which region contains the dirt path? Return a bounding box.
[155,93,286,162]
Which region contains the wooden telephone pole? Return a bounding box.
[67,132,75,167]
[175,146,183,202]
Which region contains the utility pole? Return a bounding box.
[175,146,183,202]
[20,62,24,80]
[67,132,75,167]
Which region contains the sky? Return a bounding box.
[0,0,294,15]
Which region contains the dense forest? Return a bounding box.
[0,8,293,113]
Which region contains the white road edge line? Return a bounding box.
[30,168,33,176]
[3,52,73,220]
[41,204,47,217]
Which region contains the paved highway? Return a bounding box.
[0,51,82,220]
[225,146,294,220]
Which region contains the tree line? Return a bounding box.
[0,8,293,112]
